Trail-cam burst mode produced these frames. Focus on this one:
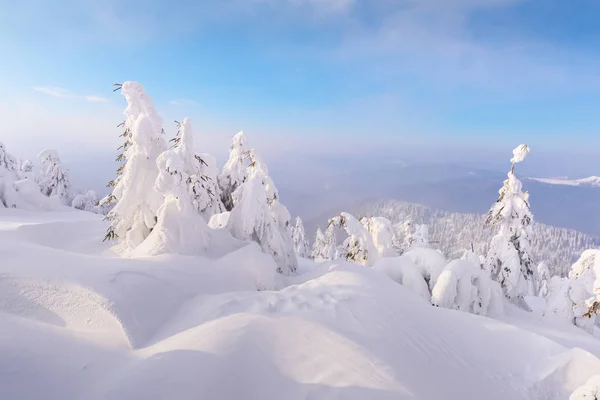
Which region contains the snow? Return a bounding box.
[511,144,530,164]
[1,209,600,399]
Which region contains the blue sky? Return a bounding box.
[1,0,599,171]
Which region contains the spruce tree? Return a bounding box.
[292,216,310,258]
[37,149,73,205]
[104,81,167,249]
[311,227,327,260]
[483,144,535,301]
[219,131,248,211]
[0,142,19,208]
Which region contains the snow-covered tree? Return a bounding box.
[570,375,600,400]
[432,259,504,317]
[37,149,72,205]
[134,128,211,257]
[0,142,19,208]
[292,216,310,258]
[311,228,327,260]
[104,81,167,249]
[322,223,338,260]
[227,149,297,274]
[483,144,535,301]
[412,224,430,248]
[330,212,378,267]
[361,216,398,257]
[72,190,99,213]
[170,119,224,221]
[401,220,414,251]
[566,250,600,336]
[536,261,550,298]
[219,131,248,211]
[17,160,35,181]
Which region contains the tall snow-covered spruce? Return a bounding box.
[0,142,19,208]
[219,131,248,211]
[170,119,224,221]
[311,228,328,260]
[292,217,310,258]
[484,144,535,302]
[227,148,297,274]
[134,118,211,256]
[104,82,167,250]
[37,149,73,205]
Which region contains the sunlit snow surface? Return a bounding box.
[0,208,599,400]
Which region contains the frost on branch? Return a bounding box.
[432,259,504,317]
[330,212,378,266]
[134,122,211,257]
[37,149,73,205]
[227,149,297,275]
[219,131,248,211]
[484,145,535,303]
[292,216,310,258]
[104,81,167,249]
[510,144,530,165]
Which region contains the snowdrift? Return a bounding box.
[0,210,599,400]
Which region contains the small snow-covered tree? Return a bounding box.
[330,212,378,267]
[0,142,19,208]
[170,119,224,221]
[401,220,414,251]
[227,149,297,274]
[567,250,600,336]
[412,224,429,248]
[536,261,550,298]
[322,223,338,260]
[311,228,327,260]
[484,144,535,301]
[37,149,73,205]
[18,160,35,181]
[432,259,504,317]
[134,129,211,256]
[361,216,398,257]
[72,190,99,212]
[104,81,167,249]
[219,131,248,211]
[292,216,310,258]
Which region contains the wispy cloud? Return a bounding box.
[33,86,109,103]
[170,99,199,106]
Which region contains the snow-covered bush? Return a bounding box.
[361,216,398,257]
[208,212,231,229]
[0,142,19,208]
[227,149,297,275]
[105,81,167,249]
[330,212,379,266]
[373,248,445,302]
[536,261,550,298]
[17,159,35,181]
[37,149,73,205]
[484,144,535,301]
[432,259,504,317]
[72,190,99,213]
[134,121,211,257]
[292,217,310,258]
[219,131,248,211]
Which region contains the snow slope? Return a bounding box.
[0,209,599,399]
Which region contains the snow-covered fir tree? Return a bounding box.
[135,123,211,256]
[483,144,535,302]
[361,216,398,257]
[536,261,550,298]
[330,212,378,267]
[311,227,327,260]
[0,142,19,208]
[104,81,167,249]
[412,224,430,248]
[322,223,338,260]
[227,149,297,275]
[219,131,248,211]
[72,190,99,212]
[18,160,35,181]
[37,149,73,205]
[171,119,224,221]
[292,216,310,258]
[401,220,414,251]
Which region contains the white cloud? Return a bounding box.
[33,86,108,103]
